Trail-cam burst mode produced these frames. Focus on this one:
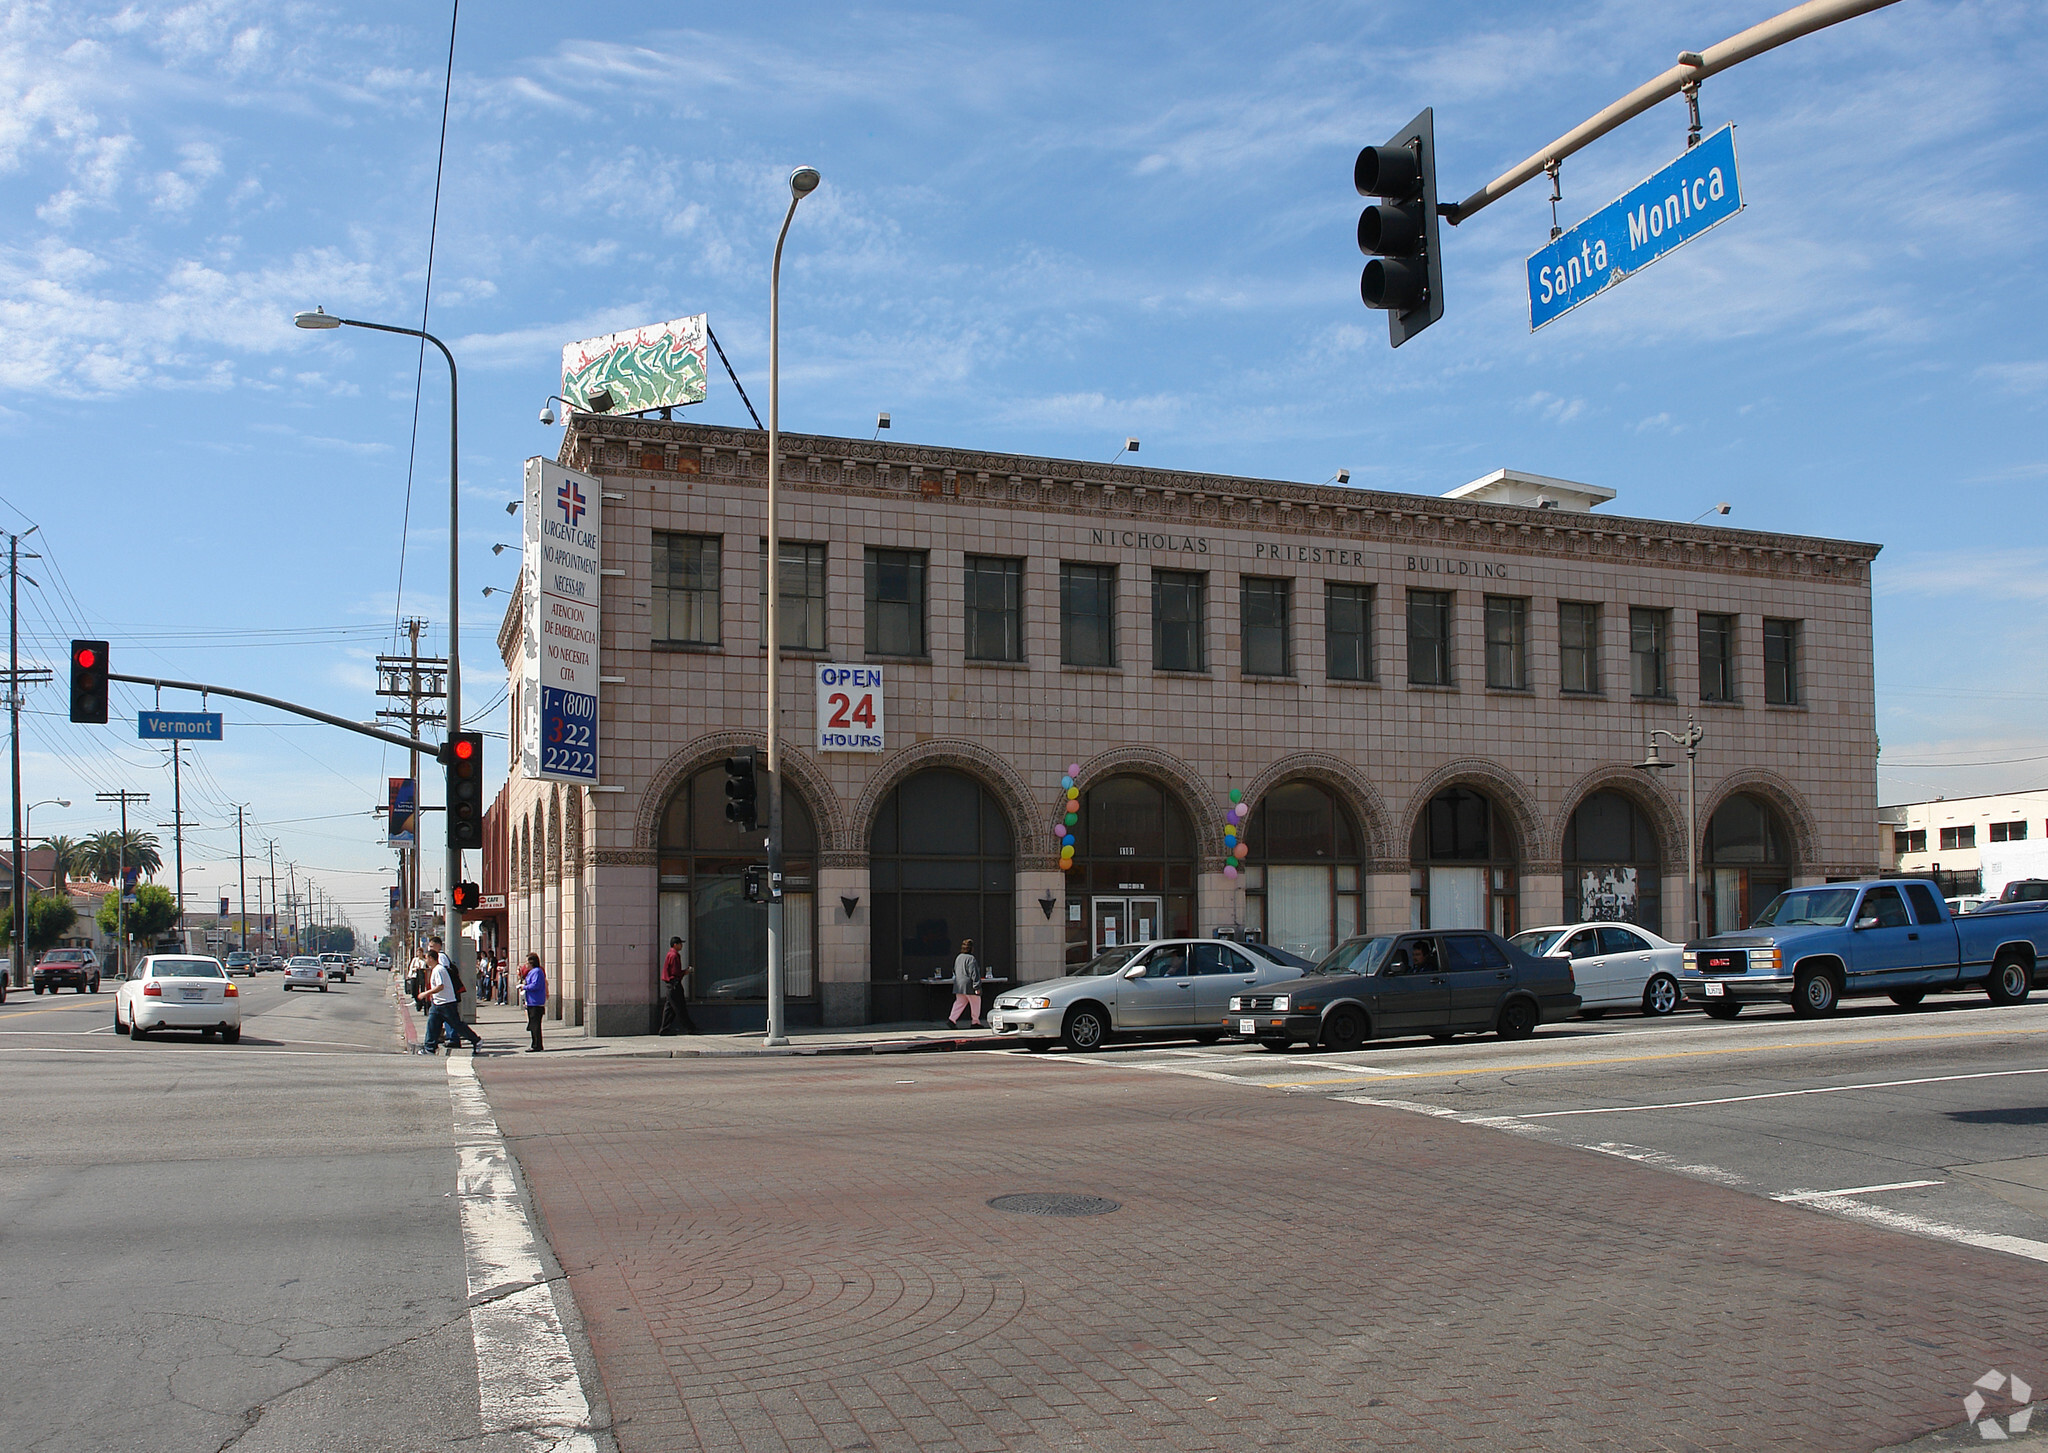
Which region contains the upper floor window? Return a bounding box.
[1630,607,1670,698]
[1893,828,1926,855]
[1326,583,1374,682]
[1940,825,1976,851]
[1698,612,1736,702]
[654,532,720,646]
[1484,595,1527,690]
[1240,577,1291,676]
[865,548,927,657]
[758,540,826,650]
[1152,570,1206,672]
[1559,601,1600,694]
[1407,590,1452,686]
[964,555,1023,662]
[1764,618,1800,705]
[1061,563,1116,667]
[1991,820,2029,843]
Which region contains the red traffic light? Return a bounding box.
[452,738,475,761]
[75,647,96,669]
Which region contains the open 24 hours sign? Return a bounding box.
[816,664,884,752]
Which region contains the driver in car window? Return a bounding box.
[1149,946,1188,977]
[1409,938,1438,974]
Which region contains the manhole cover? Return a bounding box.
[987,1192,1120,1217]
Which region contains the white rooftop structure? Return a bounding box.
[1443,468,1616,514]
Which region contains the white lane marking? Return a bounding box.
[1774,1180,1944,1203]
[445,1056,598,1451]
[1793,1195,2048,1265]
[0,1045,385,1057]
[1518,1066,2048,1118]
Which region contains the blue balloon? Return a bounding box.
[1063,833,1076,847]
[1060,775,1074,789]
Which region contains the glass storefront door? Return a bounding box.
[1092,896,1163,953]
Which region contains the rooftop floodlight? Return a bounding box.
[586,387,615,414]
[1691,502,1733,523]
[1324,469,1351,485]
[293,308,342,330]
[1109,437,1140,464]
[505,499,521,515]
[491,542,511,555]
[790,166,822,198]
[873,411,891,439]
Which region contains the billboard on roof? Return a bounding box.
[560,313,708,416]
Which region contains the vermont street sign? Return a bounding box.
[1527,124,1742,331]
[137,709,223,740]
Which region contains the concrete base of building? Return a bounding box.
[822,981,868,1027]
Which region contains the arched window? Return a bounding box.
[1243,781,1363,958]
[1562,790,1662,933]
[1064,774,1197,964]
[1704,793,1791,932]
[657,767,817,1020]
[1409,786,1520,934]
[869,770,1014,1024]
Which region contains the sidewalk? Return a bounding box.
[409,976,1019,1059]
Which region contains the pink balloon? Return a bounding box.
[1068,763,1081,777]
[1223,864,1238,879]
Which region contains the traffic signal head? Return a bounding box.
[442,731,484,851]
[69,639,109,724]
[451,882,480,912]
[1356,107,1443,347]
[724,748,759,830]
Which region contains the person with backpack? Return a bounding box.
[947,938,984,1029]
[415,935,482,1055]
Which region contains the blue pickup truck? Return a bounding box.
[1679,878,2046,1018]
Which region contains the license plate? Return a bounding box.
[1238,1018,1255,1034]
[180,988,207,1000]
[1703,982,1725,997]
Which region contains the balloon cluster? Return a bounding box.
[1054,763,1082,872]
[1223,788,1251,880]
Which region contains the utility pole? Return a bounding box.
[233,805,249,954]
[264,838,279,955]
[376,617,443,974]
[286,861,299,954]
[95,789,149,977]
[7,528,50,989]
[157,743,189,911]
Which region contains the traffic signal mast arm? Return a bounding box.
[108,671,441,757]
[1440,0,1903,225]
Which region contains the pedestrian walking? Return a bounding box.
[522,953,548,1052]
[659,937,698,1035]
[415,935,483,1055]
[947,938,983,1029]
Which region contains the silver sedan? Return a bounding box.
[1509,922,1686,1016]
[988,939,1305,1051]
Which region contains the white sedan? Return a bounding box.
[1510,922,1687,1017]
[282,956,329,992]
[115,955,243,1042]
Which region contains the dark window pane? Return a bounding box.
[1764,618,1800,705]
[758,541,827,649]
[1326,583,1372,681]
[1061,563,1116,667]
[654,532,720,645]
[1425,788,1490,860]
[965,556,1022,662]
[1257,781,1336,859]
[1630,607,1669,698]
[1407,590,1451,686]
[1559,601,1600,693]
[1153,570,1206,672]
[1484,595,1527,689]
[865,548,927,656]
[1241,576,1290,676]
[1698,612,1735,702]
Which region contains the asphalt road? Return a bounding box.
[1070,992,2048,1262]
[0,971,609,1453]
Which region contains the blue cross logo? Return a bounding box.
[557,479,586,527]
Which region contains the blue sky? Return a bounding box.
[3,0,2043,929]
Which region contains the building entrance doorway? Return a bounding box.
[1091,896,1163,954]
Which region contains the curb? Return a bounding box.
[613,1032,1027,1060]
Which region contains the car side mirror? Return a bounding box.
[1123,964,1147,979]
[1853,916,1879,931]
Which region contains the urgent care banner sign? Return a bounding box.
[520,456,603,784]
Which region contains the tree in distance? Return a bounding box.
[80,829,162,884]
[97,882,181,950]
[41,835,87,893]
[2,893,80,959]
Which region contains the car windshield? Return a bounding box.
[1752,888,1858,928]
[290,958,320,968]
[1071,947,1141,977]
[153,960,223,978]
[1309,936,1398,976]
[1510,929,1567,956]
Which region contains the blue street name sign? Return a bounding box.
[137,710,223,741]
[1527,124,1742,331]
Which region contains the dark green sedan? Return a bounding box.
[1223,930,1580,1051]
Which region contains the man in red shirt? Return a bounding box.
[659,938,697,1035]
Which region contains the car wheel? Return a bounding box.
[1580,1007,1607,1019]
[114,1005,128,1036]
[319,985,329,994]
[223,1028,241,1044]
[281,984,291,992]
[1888,989,1926,1008]
[1641,974,1681,1017]
[1703,1000,1743,1019]
[32,983,42,995]
[1258,1038,1291,1052]
[131,1019,149,1041]
[1192,1031,1222,1045]
[201,1028,216,1041]
[1060,1005,1109,1052]
[1320,1007,1367,1053]
[1495,998,1539,1040]
[1987,956,2033,1006]
[90,978,100,994]
[1791,968,1839,1018]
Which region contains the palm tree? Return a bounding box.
[80,829,161,884]
[40,834,86,893]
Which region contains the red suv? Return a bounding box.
[32,948,101,994]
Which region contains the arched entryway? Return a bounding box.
[1704,792,1792,932]
[868,769,1015,1024]
[1064,774,1198,965]
[1409,786,1520,934]
[1242,780,1364,959]
[1562,789,1663,934]
[657,765,818,1030]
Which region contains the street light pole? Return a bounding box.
[1636,716,1706,941]
[294,308,463,968]
[763,165,821,1050]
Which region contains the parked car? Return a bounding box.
[320,952,350,982]
[222,951,255,977]
[31,948,100,994]
[1509,922,1685,1017]
[1681,878,2047,1018]
[115,955,241,1042]
[283,956,329,992]
[1225,929,1581,1051]
[254,954,281,971]
[376,954,391,969]
[987,939,1305,1051]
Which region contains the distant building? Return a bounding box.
[1881,790,2048,897]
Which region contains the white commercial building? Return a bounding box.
[1882,790,2048,897]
